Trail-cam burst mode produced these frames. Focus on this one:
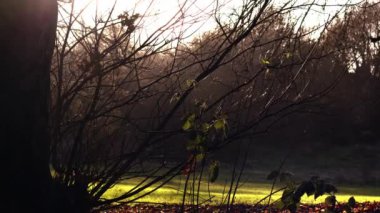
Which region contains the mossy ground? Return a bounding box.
[101,179,380,205]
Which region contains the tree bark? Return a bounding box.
[0,0,57,212]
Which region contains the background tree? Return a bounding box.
[253,1,380,185]
[49,0,356,211]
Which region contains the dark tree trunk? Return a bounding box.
[0,0,57,212]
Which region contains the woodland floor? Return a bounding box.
[99,202,380,212]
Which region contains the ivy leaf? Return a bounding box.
[273,200,285,210]
[281,188,295,206]
[324,183,337,195]
[314,180,325,199]
[294,181,315,199]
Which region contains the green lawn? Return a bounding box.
[101,179,380,205]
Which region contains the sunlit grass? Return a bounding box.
[101,179,380,205]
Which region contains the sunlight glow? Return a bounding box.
[103,182,380,204]
[58,0,363,42]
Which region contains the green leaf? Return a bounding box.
[182,120,192,131]
[260,58,270,65]
[186,136,205,151]
[208,161,219,183]
[195,153,205,162]
[182,113,196,131]
[201,123,211,133]
[195,134,205,144]
[170,92,181,103]
[285,52,292,59]
[186,79,196,88]
[199,101,208,111]
[214,119,226,130]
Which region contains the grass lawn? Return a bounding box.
[101,179,380,205]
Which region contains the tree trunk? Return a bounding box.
[0,0,57,212]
